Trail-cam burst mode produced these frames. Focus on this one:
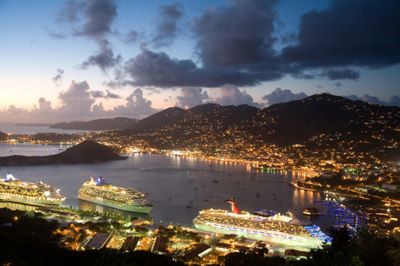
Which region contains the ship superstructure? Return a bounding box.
[78,177,152,213]
[0,174,65,205]
[193,199,331,250]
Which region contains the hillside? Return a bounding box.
[50,117,138,130]
[255,94,400,145]
[118,94,400,161]
[0,131,7,141]
[0,140,125,166]
[128,103,259,133]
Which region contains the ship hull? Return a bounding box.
[194,221,323,250]
[78,193,152,213]
[0,193,64,206]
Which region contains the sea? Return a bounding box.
[0,123,85,135]
[0,124,334,230]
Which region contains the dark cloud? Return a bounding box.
[345,94,400,107]
[56,0,119,71]
[176,87,208,108]
[262,88,307,105]
[52,68,65,86]
[82,40,122,71]
[91,90,105,98]
[53,0,400,88]
[123,30,143,44]
[77,0,117,39]
[122,1,284,87]
[282,0,400,69]
[57,0,83,24]
[345,94,399,107]
[105,90,121,99]
[193,0,278,67]
[152,3,183,48]
[335,82,342,88]
[319,69,359,80]
[125,49,282,87]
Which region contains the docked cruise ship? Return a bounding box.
[78,177,152,213]
[193,199,331,250]
[0,174,65,206]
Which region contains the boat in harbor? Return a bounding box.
[78,177,152,213]
[302,207,320,216]
[254,208,277,217]
[193,199,331,250]
[0,173,65,206]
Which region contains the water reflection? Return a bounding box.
[78,200,149,220]
[0,201,38,212]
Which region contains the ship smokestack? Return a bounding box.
[226,198,240,214]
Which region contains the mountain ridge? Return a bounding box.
[50,117,138,130]
[117,94,399,161]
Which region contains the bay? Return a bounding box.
[0,144,329,229]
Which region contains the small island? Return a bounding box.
[0,140,125,166]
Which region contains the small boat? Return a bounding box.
[212,179,219,184]
[302,207,320,216]
[254,209,277,217]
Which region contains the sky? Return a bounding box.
[0,0,399,123]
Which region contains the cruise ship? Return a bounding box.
[193,199,331,250]
[0,174,65,206]
[78,177,152,213]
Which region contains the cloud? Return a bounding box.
[37,98,52,111]
[212,85,261,107]
[56,0,120,71]
[58,81,95,114]
[90,90,105,98]
[75,0,117,39]
[105,90,121,99]
[112,89,156,117]
[176,88,209,108]
[0,81,157,123]
[262,88,307,105]
[82,40,122,71]
[344,94,400,107]
[335,82,342,88]
[52,68,65,86]
[319,69,359,80]
[122,1,284,87]
[124,49,282,87]
[281,0,400,69]
[57,0,83,24]
[123,30,143,45]
[91,89,121,99]
[151,3,183,48]
[193,0,277,67]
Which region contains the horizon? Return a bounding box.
[0,92,397,125]
[0,0,399,123]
